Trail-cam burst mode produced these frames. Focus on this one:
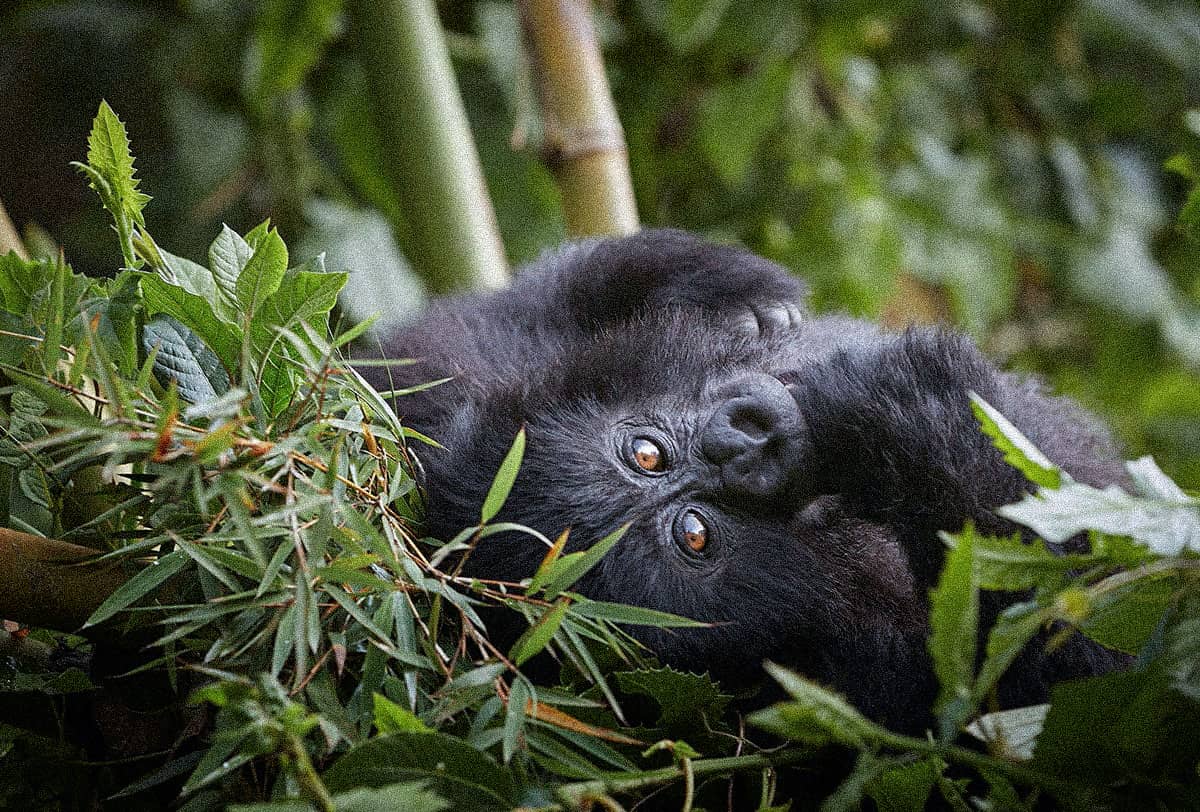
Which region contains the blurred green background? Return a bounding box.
[2,0,1199,486]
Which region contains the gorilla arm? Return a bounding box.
[788,327,1124,586]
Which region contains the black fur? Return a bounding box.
[359,229,1126,732]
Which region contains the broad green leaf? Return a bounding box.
[970,394,1061,489]
[509,599,570,666]
[321,733,519,811]
[999,481,1200,555]
[328,782,450,812]
[84,551,188,627]
[1082,575,1177,654]
[866,757,942,812]
[236,228,288,319]
[929,524,978,740]
[966,704,1049,761]
[966,531,1080,592]
[0,253,49,314]
[481,429,525,523]
[208,224,253,305]
[143,315,231,405]
[373,694,433,735]
[141,274,241,370]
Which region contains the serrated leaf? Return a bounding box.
[481,429,525,523]
[616,667,731,733]
[929,525,978,740]
[970,394,1061,489]
[85,551,188,627]
[236,228,288,319]
[143,316,231,405]
[509,599,570,666]
[999,482,1200,555]
[84,100,150,226]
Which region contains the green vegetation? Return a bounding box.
[1,1,1200,809]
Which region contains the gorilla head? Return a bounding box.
[361,229,1125,729]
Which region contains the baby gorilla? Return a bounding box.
[360,229,1125,732]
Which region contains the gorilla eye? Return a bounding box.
[675,510,709,555]
[630,437,667,473]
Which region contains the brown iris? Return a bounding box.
[678,511,707,553]
[631,437,666,473]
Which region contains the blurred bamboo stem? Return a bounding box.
[0,528,130,636]
[0,200,29,260]
[348,0,509,293]
[517,0,640,237]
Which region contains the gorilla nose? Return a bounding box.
[700,374,807,503]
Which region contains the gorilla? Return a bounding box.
[359,229,1125,732]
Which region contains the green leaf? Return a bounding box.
[321,733,519,812]
[966,704,1048,761]
[503,677,531,764]
[531,523,630,600]
[998,481,1200,556]
[480,429,525,523]
[970,394,1062,489]
[569,599,708,628]
[973,602,1045,706]
[236,228,288,320]
[866,757,942,812]
[615,667,731,735]
[968,531,1080,592]
[749,662,875,748]
[208,224,254,305]
[141,274,241,370]
[84,551,188,627]
[72,101,150,268]
[143,315,231,405]
[373,694,433,735]
[509,599,570,666]
[329,782,450,812]
[929,524,978,741]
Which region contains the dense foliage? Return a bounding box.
[0,100,1198,811]
[3,0,1199,486]
[1,1,1200,809]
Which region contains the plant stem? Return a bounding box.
[347,0,509,294]
[516,0,640,237]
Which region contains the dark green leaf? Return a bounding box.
[509,599,570,666]
[322,733,519,811]
[143,315,231,405]
[84,551,188,627]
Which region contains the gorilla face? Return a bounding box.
[415,309,924,693]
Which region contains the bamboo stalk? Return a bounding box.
[348,0,509,294]
[0,200,30,260]
[517,0,640,237]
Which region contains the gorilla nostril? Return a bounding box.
[728,404,776,441]
[700,374,807,502]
